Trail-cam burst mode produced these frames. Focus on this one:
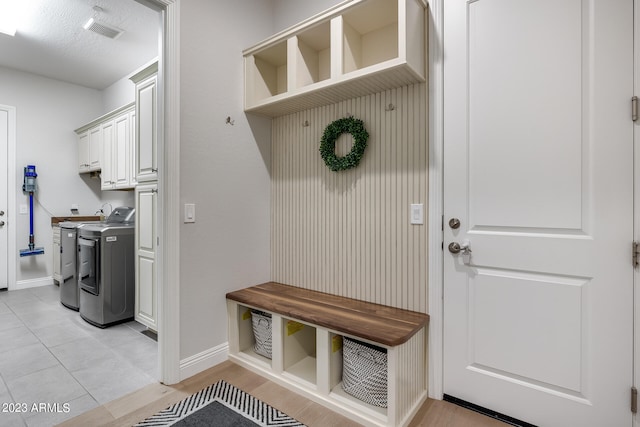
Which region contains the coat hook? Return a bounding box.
[225,116,235,126]
[385,103,395,112]
[302,120,310,127]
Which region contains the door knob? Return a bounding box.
[448,218,460,229]
[0,210,4,216]
[0,221,5,227]
[449,241,471,254]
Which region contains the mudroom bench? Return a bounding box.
[226,282,429,427]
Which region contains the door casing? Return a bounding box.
[0,105,16,292]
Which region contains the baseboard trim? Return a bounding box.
[179,342,229,381]
[13,277,54,291]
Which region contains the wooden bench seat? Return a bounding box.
[226,282,429,347]
[226,282,429,426]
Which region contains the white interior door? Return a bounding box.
[443,1,633,426]
[0,106,10,289]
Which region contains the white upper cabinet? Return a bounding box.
[88,125,102,171]
[75,103,136,190]
[244,0,426,116]
[130,62,158,183]
[78,131,90,173]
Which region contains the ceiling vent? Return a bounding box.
[83,17,123,39]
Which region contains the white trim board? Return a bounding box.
[427,0,444,400]
[14,277,54,291]
[179,342,229,382]
[139,0,181,386]
[0,104,16,291]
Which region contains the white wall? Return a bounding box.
[102,75,136,113]
[102,59,160,113]
[178,0,275,360]
[271,0,344,32]
[0,66,133,284]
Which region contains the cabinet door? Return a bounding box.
[114,112,131,189]
[135,73,158,182]
[101,120,115,190]
[129,110,137,187]
[135,183,157,330]
[78,131,90,173]
[52,227,61,284]
[88,125,102,171]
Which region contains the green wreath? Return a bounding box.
[319,117,369,172]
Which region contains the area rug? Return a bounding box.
[134,380,306,426]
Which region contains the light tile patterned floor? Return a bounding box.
[0,285,158,426]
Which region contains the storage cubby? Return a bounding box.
[243,0,427,116]
[330,335,388,419]
[342,0,398,74]
[293,21,331,89]
[247,40,288,105]
[236,305,272,368]
[283,319,317,386]
[227,288,428,427]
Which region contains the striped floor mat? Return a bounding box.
[134,380,306,426]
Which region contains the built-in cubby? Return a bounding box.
[282,319,317,386]
[243,0,427,117]
[293,21,331,89]
[247,41,288,106]
[341,0,399,74]
[235,304,272,369]
[226,291,428,427]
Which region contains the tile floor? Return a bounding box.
[0,285,158,426]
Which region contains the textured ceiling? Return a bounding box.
[0,0,160,90]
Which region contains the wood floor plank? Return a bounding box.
[57,361,508,427]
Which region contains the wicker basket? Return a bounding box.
[342,337,388,407]
[251,310,272,359]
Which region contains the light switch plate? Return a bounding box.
[184,203,195,223]
[410,203,423,225]
[19,204,28,215]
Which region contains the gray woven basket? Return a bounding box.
[342,337,388,407]
[250,310,272,359]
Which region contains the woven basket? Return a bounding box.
[342,337,388,407]
[251,310,272,359]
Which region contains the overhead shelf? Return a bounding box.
[243,0,427,117]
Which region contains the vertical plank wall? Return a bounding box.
[271,83,428,313]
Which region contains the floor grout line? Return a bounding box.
[0,284,158,426]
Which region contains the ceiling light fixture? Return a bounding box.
[0,1,21,36]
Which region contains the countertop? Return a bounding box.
[51,216,102,225]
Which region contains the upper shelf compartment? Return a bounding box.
[244,0,426,117]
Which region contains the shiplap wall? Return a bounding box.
[271,83,428,312]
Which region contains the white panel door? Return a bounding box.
[0,107,9,289]
[443,1,633,426]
